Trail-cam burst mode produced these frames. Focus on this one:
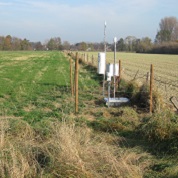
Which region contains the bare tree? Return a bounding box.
[63,41,70,50]
[124,36,137,51]
[3,35,12,50]
[156,16,178,43]
[0,36,5,50]
[136,37,152,53]
[11,37,21,50]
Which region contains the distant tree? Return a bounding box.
[54,37,62,50]
[75,42,87,51]
[133,39,141,52]
[11,37,21,50]
[62,41,70,50]
[125,36,137,51]
[87,43,94,51]
[136,37,152,53]
[80,42,87,51]
[155,30,171,43]
[155,16,178,43]
[92,42,104,51]
[0,36,5,50]
[21,38,31,50]
[3,35,12,50]
[32,42,43,50]
[117,38,125,51]
[47,38,56,50]
[47,37,62,50]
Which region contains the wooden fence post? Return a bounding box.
[75,52,79,114]
[150,64,153,114]
[70,58,74,96]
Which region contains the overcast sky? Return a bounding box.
[0,0,178,43]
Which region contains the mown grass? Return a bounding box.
[0,51,71,122]
[0,51,178,178]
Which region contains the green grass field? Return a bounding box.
[0,51,70,122]
[0,51,178,177]
[0,51,101,124]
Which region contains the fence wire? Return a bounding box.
[65,51,178,111]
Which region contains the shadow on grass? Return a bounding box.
[88,116,177,158]
[37,83,70,94]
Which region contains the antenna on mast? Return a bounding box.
[103,21,107,96]
[113,37,117,98]
[104,21,106,53]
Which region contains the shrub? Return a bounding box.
[137,110,178,152]
[125,81,140,99]
[133,84,150,109]
[118,79,164,112]
[151,42,178,54]
[133,83,164,112]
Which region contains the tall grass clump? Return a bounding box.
[125,81,140,99]
[90,107,140,136]
[117,79,164,112]
[134,83,164,112]
[39,121,147,178]
[0,118,38,178]
[138,110,178,152]
[0,117,150,178]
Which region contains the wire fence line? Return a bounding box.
[65,51,150,112]
[120,64,178,105]
[64,51,178,110]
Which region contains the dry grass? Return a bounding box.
[47,122,144,178]
[0,118,38,178]
[14,55,42,61]
[0,117,150,178]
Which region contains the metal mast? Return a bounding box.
[113,37,117,99]
[103,21,107,96]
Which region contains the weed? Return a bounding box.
[128,83,165,112]
[124,81,140,99]
[90,107,139,136]
[138,110,178,153]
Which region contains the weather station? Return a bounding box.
[97,22,129,107]
[104,37,129,107]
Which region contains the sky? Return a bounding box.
[0,0,178,44]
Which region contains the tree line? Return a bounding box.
[0,36,65,51]
[0,16,178,54]
[115,16,178,54]
[71,17,178,54]
[69,16,178,54]
[0,35,105,52]
[0,36,32,51]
